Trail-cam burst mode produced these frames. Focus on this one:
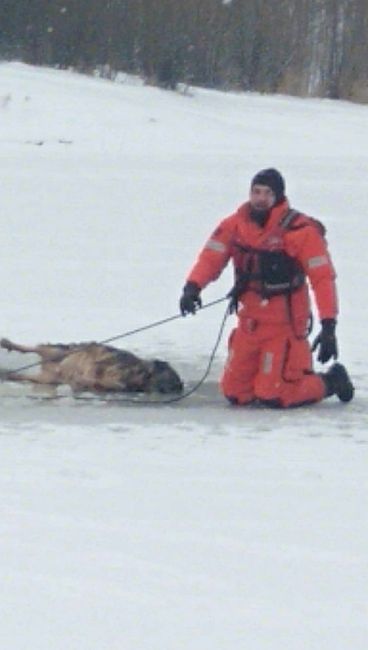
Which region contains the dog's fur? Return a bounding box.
[0,338,183,395]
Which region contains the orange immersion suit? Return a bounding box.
[185,199,338,407]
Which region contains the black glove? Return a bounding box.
[179,282,202,316]
[311,318,338,363]
[226,286,239,314]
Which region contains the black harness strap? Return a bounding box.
[229,209,304,304]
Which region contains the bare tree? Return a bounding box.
[0,0,368,101]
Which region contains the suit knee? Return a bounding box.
[254,375,281,403]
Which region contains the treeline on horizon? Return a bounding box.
[1,0,367,102]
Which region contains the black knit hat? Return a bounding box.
[251,168,285,204]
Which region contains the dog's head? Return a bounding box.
[148,360,183,394]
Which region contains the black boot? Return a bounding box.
[226,395,239,406]
[322,363,354,403]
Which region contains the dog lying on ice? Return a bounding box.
[0,337,183,395]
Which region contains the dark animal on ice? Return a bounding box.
[0,338,183,395]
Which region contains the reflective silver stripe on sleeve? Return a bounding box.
[204,239,227,253]
[307,255,328,269]
[262,352,273,375]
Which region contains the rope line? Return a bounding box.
[99,296,227,345]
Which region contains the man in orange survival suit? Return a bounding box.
[179,168,354,407]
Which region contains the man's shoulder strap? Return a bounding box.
[279,208,300,230]
[280,209,326,236]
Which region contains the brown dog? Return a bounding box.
[0,337,183,395]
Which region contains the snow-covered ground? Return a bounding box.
[0,62,367,650]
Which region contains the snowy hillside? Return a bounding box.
[0,62,367,650]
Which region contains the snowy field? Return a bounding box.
[0,62,367,649]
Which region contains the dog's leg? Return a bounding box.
[4,370,60,385]
[0,338,39,354]
[0,339,67,363]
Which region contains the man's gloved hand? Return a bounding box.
[180,282,202,316]
[226,286,239,315]
[311,318,338,363]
